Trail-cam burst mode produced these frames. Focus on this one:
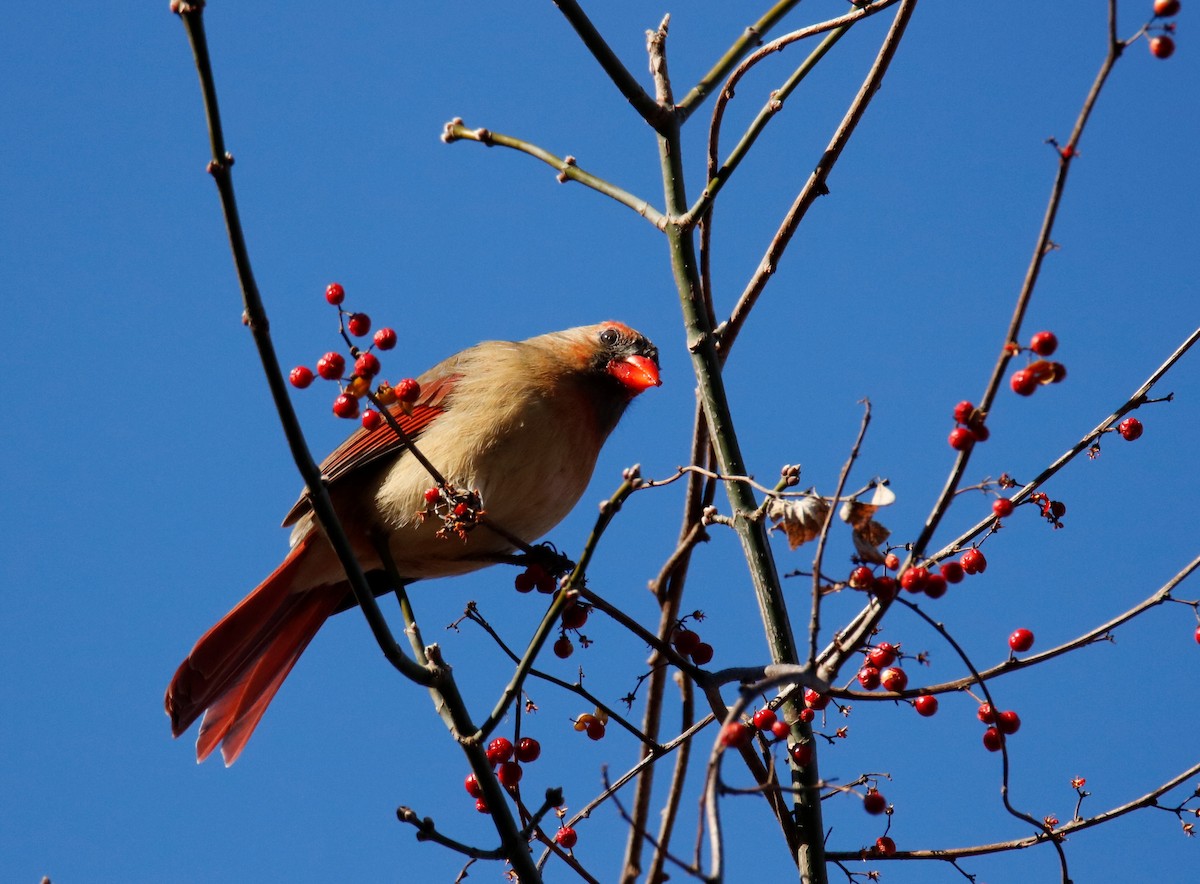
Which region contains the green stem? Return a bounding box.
[443,120,666,228]
[675,0,806,121]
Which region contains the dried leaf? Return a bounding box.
[840,481,895,530]
[767,495,830,550]
[852,523,890,564]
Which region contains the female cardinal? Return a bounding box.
[166,321,660,765]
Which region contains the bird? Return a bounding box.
[165,321,660,765]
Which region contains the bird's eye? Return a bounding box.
[599,327,620,347]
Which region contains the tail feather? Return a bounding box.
[165,533,347,764]
[196,587,342,765]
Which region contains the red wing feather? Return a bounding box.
[281,372,459,527]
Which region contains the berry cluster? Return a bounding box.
[948,400,989,452]
[514,562,557,594]
[978,701,1022,752]
[1027,492,1067,528]
[1150,0,1181,58]
[1009,330,1066,397]
[670,621,714,666]
[551,592,590,660]
[718,704,819,769]
[573,709,608,741]
[464,735,543,814]
[288,282,419,429]
[419,485,485,541]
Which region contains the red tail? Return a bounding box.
[165,533,346,765]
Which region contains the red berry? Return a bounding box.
[514,571,535,593]
[849,566,875,590]
[804,688,830,710]
[961,548,987,574]
[880,667,908,693]
[868,642,897,668]
[289,365,314,388]
[585,719,606,741]
[486,737,514,765]
[516,738,541,762]
[475,798,490,814]
[997,710,1022,734]
[555,827,578,849]
[561,603,589,630]
[465,773,483,798]
[1118,417,1143,441]
[924,573,948,599]
[1195,624,1200,645]
[1150,34,1176,58]
[900,566,929,593]
[970,421,990,442]
[373,327,397,350]
[940,561,965,584]
[992,498,1014,518]
[884,553,901,571]
[346,312,371,336]
[914,695,938,717]
[948,427,975,452]
[361,409,382,431]
[672,628,701,656]
[872,576,898,601]
[395,377,421,403]
[453,502,470,519]
[875,836,897,857]
[720,722,753,748]
[790,741,814,766]
[690,642,714,665]
[863,790,887,815]
[982,727,1004,752]
[354,352,380,378]
[1155,0,1181,15]
[553,636,574,658]
[316,351,345,380]
[770,720,791,739]
[977,702,997,724]
[953,401,975,424]
[497,760,523,787]
[1008,628,1035,653]
[533,567,557,594]
[753,708,778,730]
[332,394,359,419]
[324,282,345,305]
[857,665,881,691]
[1029,331,1058,356]
[1010,369,1036,396]
[798,708,815,723]
[423,487,440,504]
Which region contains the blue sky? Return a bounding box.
[3,2,1198,882]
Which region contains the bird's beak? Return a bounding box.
[608,355,661,394]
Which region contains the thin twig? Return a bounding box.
[809,402,872,667]
[716,0,918,360]
[909,5,1132,564]
[442,120,666,228]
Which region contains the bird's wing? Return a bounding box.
[280,370,461,527]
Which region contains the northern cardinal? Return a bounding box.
[166,321,660,765]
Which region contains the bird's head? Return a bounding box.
[586,321,661,396]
